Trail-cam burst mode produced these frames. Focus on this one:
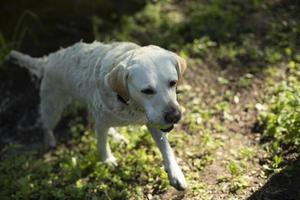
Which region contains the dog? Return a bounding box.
[9,41,187,190]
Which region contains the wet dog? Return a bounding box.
[9,41,187,190]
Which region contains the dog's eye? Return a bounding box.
[141,88,155,95]
[169,80,177,87]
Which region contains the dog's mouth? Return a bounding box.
[160,124,174,132]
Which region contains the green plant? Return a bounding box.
[0,124,170,199]
[258,61,300,169]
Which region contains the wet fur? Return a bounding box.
[9,41,187,190]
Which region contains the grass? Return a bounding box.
[0,126,168,199]
[1,0,300,199]
[0,32,10,68]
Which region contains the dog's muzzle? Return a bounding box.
[164,107,181,124]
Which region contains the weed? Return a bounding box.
[0,32,10,67]
[0,10,40,68]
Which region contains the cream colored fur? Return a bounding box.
[9,41,187,190]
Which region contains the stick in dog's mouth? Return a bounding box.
[147,123,174,132]
[160,125,174,132]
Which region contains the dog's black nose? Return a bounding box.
[164,109,181,124]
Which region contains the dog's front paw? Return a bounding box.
[166,165,187,190]
[43,131,57,150]
[103,156,118,168]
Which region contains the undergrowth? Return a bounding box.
[0,125,168,199]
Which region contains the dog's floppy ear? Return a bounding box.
[105,64,129,101]
[174,55,187,80]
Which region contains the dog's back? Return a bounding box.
[10,41,139,101]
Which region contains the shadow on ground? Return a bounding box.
[247,156,300,200]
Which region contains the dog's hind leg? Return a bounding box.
[40,88,71,149]
[108,128,129,144]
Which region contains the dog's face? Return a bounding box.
[105,46,186,131]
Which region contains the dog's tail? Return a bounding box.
[9,50,44,78]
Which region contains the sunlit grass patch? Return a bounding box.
[0,124,171,199]
[258,61,300,172]
[216,155,254,194]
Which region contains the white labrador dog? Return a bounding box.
[9,41,187,190]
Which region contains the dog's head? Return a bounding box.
[105,45,186,132]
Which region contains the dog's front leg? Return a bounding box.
[94,120,117,167]
[147,126,187,190]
